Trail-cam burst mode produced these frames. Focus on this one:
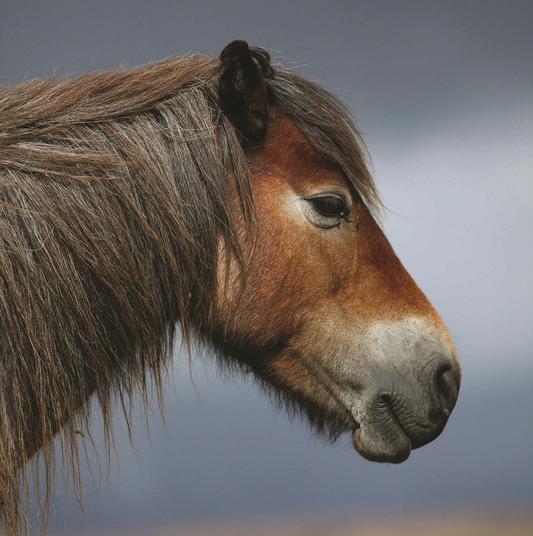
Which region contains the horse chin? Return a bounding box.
[351,420,412,464]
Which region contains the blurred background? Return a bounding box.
[1,1,532,534]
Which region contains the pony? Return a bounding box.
[0,40,461,533]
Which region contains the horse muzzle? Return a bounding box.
[345,321,461,463]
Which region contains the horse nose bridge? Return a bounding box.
[352,227,441,325]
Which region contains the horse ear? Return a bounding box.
[218,40,273,147]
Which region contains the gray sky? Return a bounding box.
[1,0,532,532]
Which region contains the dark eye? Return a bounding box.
[308,195,348,219]
[302,193,352,229]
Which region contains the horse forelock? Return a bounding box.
[0,49,379,533]
[266,71,382,219]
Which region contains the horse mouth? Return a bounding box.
[345,356,459,464]
[349,399,413,464]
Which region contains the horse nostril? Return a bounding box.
[435,362,460,419]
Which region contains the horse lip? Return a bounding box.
[348,397,413,464]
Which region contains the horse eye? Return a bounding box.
[302,194,351,230]
[309,195,348,218]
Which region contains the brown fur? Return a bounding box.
[0,45,381,533]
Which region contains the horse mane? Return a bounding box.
[0,47,378,533]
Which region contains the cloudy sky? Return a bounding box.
[1,0,532,532]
